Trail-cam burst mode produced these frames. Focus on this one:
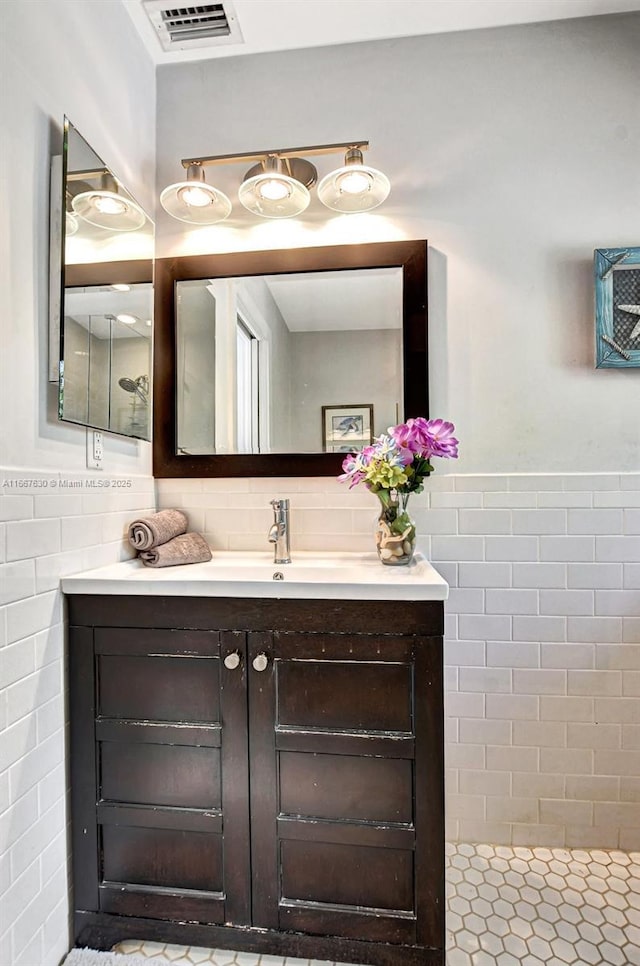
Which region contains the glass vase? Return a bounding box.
[374,491,416,566]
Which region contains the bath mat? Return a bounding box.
[62,949,169,966]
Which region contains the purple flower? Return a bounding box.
[423,419,459,459]
[391,417,459,460]
[359,444,377,464]
[390,417,431,455]
[337,453,367,488]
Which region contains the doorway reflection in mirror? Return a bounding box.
[176,267,402,456]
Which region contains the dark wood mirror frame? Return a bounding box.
[64,259,153,289]
[153,240,428,478]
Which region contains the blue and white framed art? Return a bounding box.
[594,246,640,368]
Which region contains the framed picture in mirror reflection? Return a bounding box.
[322,404,373,453]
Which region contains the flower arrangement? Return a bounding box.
[338,417,459,564]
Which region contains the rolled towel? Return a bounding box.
[128,509,188,551]
[139,532,212,568]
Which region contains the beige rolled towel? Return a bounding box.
[128,509,188,551]
[139,532,212,568]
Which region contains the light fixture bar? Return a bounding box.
[67,168,110,181]
[180,141,369,169]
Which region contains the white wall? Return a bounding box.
[0,3,156,963]
[177,282,218,453]
[289,329,402,451]
[0,0,155,475]
[156,12,640,474]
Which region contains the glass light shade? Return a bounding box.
[65,211,79,236]
[317,163,390,213]
[239,172,310,219]
[72,190,146,231]
[160,179,232,224]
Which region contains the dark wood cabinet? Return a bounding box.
[68,594,444,966]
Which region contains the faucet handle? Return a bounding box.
[270,497,289,510]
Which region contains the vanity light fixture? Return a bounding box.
[160,141,390,224]
[69,169,146,232]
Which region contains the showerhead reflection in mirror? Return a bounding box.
[118,375,149,404]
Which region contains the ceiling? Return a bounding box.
[65,286,153,340]
[122,0,640,65]
[264,268,402,333]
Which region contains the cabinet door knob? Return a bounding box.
[252,652,269,672]
[224,651,241,670]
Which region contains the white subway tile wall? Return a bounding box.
[157,472,640,851]
[0,469,155,966]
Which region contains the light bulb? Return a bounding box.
[257,178,291,202]
[336,169,374,195]
[178,184,215,208]
[92,194,128,215]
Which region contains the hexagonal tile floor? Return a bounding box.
[113,843,640,966]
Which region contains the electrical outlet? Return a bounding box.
[86,429,104,469]
[93,431,103,462]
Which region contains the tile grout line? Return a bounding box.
[113,841,640,966]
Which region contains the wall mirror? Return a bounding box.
[51,118,154,441]
[154,240,428,477]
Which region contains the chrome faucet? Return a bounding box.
[268,498,291,564]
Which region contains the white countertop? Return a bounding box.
[61,550,449,602]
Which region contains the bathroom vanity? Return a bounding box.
[63,553,447,966]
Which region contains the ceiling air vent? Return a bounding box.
[142,1,243,52]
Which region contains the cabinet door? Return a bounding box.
[70,627,251,927]
[247,631,444,949]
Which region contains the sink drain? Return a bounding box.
[272,571,284,581]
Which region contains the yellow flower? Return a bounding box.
[365,459,409,489]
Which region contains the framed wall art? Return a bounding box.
[594,247,640,368]
[322,404,373,453]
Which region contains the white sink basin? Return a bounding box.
[61,550,448,601]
